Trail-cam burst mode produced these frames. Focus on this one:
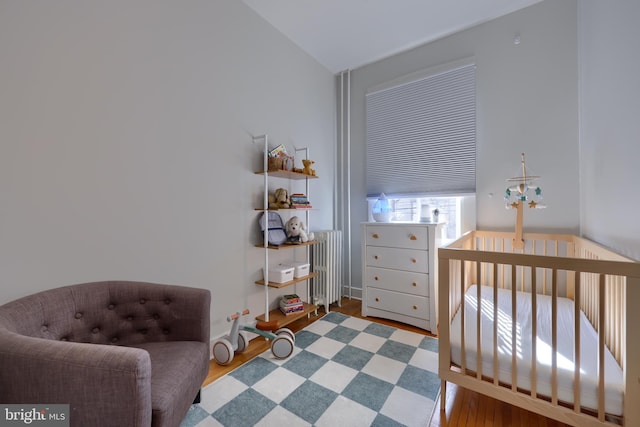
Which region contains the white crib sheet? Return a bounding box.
[449,285,623,416]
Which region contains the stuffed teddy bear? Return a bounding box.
[302,159,316,176]
[268,188,290,209]
[284,216,314,243]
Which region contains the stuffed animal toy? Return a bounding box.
[284,216,314,243]
[302,159,316,176]
[268,188,290,209]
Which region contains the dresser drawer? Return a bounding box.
[365,225,429,250]
[365,287,429,320]
[365,267,429,296]
[365,246,428,273]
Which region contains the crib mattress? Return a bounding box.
[449,285,623,416]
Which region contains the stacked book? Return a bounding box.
[279,294,304,315]
[290,193,312,209]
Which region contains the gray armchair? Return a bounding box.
[0,281,211,427]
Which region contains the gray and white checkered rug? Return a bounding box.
[181,312,439,427]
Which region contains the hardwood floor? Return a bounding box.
[204,297,569,427]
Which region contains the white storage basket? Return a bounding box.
[263,265,295,284]
[283,261,310,278]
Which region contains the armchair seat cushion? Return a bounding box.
[131,341,209,427]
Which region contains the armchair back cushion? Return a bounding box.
[1,281,209,346]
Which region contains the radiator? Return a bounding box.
[312,230,343,311]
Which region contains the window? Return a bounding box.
[367,194,475,241]
[365,60,476,196]
[365,59,476,239]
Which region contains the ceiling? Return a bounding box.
[242,0,542,73]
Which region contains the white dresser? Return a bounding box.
[361,222,441,332]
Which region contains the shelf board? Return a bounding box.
[255,272,318,288]
[255,302,318,328]
[255,240,318,250]
[255,170,319,180]
[254,208,315,211]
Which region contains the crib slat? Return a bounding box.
[614,275,622,364]
[531,267,537,399]
[511,265,517,391]
[543,242,548,294]
[500,238,505,289]
[617,276,621,361]
[573,272,581,413]
[598,274,606,421]
[567,242,576,299]
[460,260,466,375]
[493,263,499,386]
[552,269,558,406]
[439,254,452,413]
[476,262,482,380]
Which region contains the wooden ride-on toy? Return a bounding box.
[212,309,295,365]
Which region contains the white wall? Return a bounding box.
[345,0,579,290]
[579,0,640,261]
[0,0,336,338]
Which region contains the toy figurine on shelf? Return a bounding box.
[302,159,316,176]
[284,216,314,243]
[268,188,290,209]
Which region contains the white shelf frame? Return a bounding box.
[252,135,316,323]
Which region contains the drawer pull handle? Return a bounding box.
[375,297,380,302]
[412,282,417,287]
[374,255,379,260]
[413,305,418,310]
[374,276,379,281]
[372,233,379,239]
[409,234,417,241]
[411,258,417,263]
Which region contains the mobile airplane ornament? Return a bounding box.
[504,153,546,249]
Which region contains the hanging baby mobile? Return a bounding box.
[504,153,546,249]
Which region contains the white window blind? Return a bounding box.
[366,62,476,196]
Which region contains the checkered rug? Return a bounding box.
[180,312,440,427]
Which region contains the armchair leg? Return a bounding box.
[193,390,201,404]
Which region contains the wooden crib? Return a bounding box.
[438,231,640,426]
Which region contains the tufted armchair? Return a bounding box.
[0,281,211,427]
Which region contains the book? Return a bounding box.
[289,194,309,203]
[280,302,303,311]
[280,305,304,315]
[280,301,303,309]
[268,144,287,157]
[280,299,303,310]
[280,296,302,304]
[282,294,301,303]
[279,294,303,312]
[280,298,302,307]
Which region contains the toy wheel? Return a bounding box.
[271,335,294,359]
[236,331,249,353]
[275,327,295,343]
[212,339,234,365]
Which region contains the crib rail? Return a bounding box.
[438,231,640,427]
